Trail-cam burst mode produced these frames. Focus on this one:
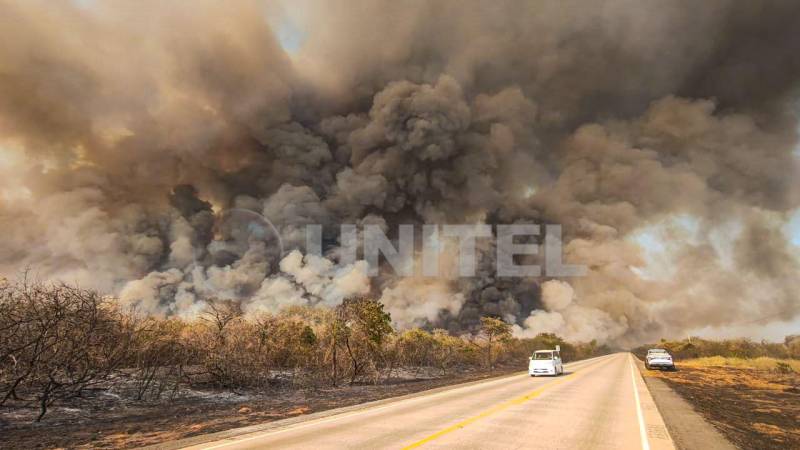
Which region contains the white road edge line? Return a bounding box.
[630,353,651,450]
[190,354,615,450]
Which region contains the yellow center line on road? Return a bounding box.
[400,355,618,450]
[194,355,615,450]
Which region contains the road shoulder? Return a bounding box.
[629,354,675,450]
[634,358,736,450]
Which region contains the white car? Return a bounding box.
[645,348,675,370]
[529,350,564,376]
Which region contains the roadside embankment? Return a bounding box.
[638,356,799,450]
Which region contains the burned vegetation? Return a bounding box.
[0,277,608,447]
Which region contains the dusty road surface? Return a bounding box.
[165,353,675,450]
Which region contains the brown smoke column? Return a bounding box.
[0,0,799,345]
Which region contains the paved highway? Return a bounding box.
[180,353,675,450]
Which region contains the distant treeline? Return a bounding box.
[0,279,611,421]
[633,336,800,361]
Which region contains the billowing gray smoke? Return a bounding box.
[1,0,799,345]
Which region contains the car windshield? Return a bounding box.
[533,352,553,360]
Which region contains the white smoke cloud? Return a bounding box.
[278,250,370,307]
[380,278,464,329]
[516,280,628,344]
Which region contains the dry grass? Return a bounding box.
[647,358,800,449]
[680,356,800,372]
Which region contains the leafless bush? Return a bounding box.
[130,318,190,401]
[0,279,134,420]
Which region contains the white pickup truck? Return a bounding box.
[529,349,564,376]
[645,348,675,370]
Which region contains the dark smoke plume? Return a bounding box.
[1,0,799,345]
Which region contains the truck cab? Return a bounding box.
[529,349,564,376]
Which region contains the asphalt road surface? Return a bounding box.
[181,353,675,450]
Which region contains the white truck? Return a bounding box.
[645,348,675,370]
[529,349,564,376]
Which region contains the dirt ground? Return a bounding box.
[644,362,800,450]
[0,367,519,449]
